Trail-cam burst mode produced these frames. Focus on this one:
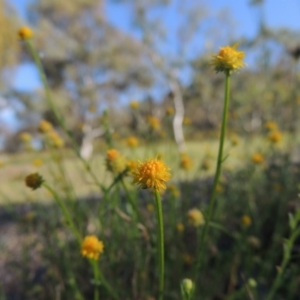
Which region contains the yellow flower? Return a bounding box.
[166,107,174,116]
[182,253,194,265]
[252,153,264,164]
[106,149,127,174]
[20,132,32,143]
[132,158,171,192]
[241,215,252,227]
[18,26,33,40]
[176,223,184,232]
[230,136,239,146]
[268,130,282,144]
[264,121,278,131]
[126,136,139,148]
[25,173,44,190]
[81,235,104,260]
[200,159,211,171]
[187,208,205,227]
[216,184,224,193]
[146,204,154,212]
[47,130,64,148]
[183,117,191,125]
[33,158,43,167]
[180,153,193,170]
[211,44,245,73]
[147,116,160,130]
[129,101,139,109]
[38,120,53,133]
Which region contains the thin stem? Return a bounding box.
[25,40,106,195]
[266,227,300,300]
[43,182,81,243]
[193,71,231,294]
[92,260,100,300]
[154,190,165,300]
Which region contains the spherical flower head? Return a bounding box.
[187,208,205,227]
[211,44,245,73]
[132,157,171,192]
[241,215,252,227]
[268,130,282,144]
[252,153,264,164]
[81,235,104,260]
[106,149,127,174]
[38,120,53,133]
[18,26,33,40]
[129,101,139,109]
[25,173,44,190]
[147,116,160,131]
[265,121,278,131]
[20,132,32,143]
[183,117,191,125]
[166,107,174,116]
[180,153,193,171]
[33,158,43,168]
[47,130,65,148]
[126,136,139,148]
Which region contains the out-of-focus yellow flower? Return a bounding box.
[241,215,252,227]
[211,44,245,73]
[230,136,239,146]
[187,208,205,227]
[33,158,43,167]
[81,235,104,260]
[129,101,139,109]
[180,153,193,170]
[167,184,180,198]
[183,117,191,125]
[166,107,174,116]
[252,153,264,164]
[176,223,184,232]
[200,159,211,171]
[264,121,278,131]
[0,161,4,168]
[18,26,33,40]
[146,204,154,212]
[247,236,261,249]
[25,173,44,190]
[127,159,138,174]
[106,149,127,174]
[47,130,64,148]
[147,116,160,130]
[126,136,139,148]
[268,130,283,144]
[132,157,171,192]
[38,120,53,133]
[216,184,224,193]
[20,132,32,143]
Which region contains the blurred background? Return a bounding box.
[1,0,300,153]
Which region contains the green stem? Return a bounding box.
[25,40,106,195]
[193,71,231,294]
[92,260,100,300]
[154,190,165,300]
[266,227,300,300]
[43,183,81,243]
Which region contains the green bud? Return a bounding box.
[181,279,194,300]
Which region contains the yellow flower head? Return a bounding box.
[166,107,174,116]
[106,149,127,174]
[176,223,184,232]
[252,153,264,164]
[20,132,32,143]
[230,136,239,146]
[129,101,139,109]
[47,130,64,148]
[241,215,252,227]
[25,173,44,190]
[132,157,171,192]
[187,208,205,227]
[211,44,245,73]
[183,117,191,125]
[18,26,33,40]
[33,158,43,167]
[264,121,278,131]
[268,130,282,144]
[167,184,180,198]
[126,136,139,148]
[127,159,138,174]
[38,120,53,133]
[81,235,104,260]
[146,203,154,212]
[147,116,160,130]
[200,159,211,171]
[180,153,193,171]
